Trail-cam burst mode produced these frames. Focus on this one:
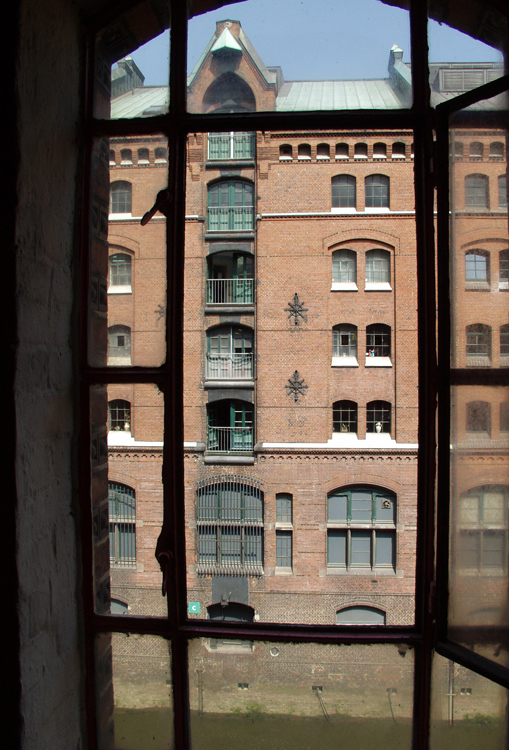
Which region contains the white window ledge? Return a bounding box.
[465,281,490,291]
[108,285,132,294]
[373,155,387,159]
[335,155,349,160]
[354,155,368,159]
[331,282,358,291]
[332,356,359,367]
[275,568,293,575]
[120,160,132,166]
[364,207,390,214]
[279,156,293,161]
[109,213,133,220]
[499,281,509,290]
[298,156,311,161]
[365,357,392,367]
[392,154,406,159]
[317,156,330,161]
[331,207,357,214]
[138,159,150,165]
[364,282,392,291]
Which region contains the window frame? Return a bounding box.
[364,174,390,209]
[331,174,356,210]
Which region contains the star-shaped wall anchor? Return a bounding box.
[285,370,308,402]
[285,293,308,325]
[155,303,165,322]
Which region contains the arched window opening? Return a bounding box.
[317,143,330,160]
[354,142,368,158]
[120,148,132,164]
[207,180,254,231]
[500,402,509,432]
[207,400,253,454]
[366,324,391,360]
[456,487,508,572]
[373,142,387,158]
[332,249,357,288]
[108,399,131,432]
[500,250,509,287]
[202,73,256,113]
[207,251,254,305]
[197,476,263,574]
[336,606,386,625]
[365,175,390,208]
[331,175,356,209]
[298,143,311,160]
[155,146,167,162]
[366,401,391,434]
[108,325,131,364]
[109,149,116,165]
[333,400,358,434]
[453,141,464,158]
[206,325,254,380]
[327,486,396,571]
[490,142,504,158]
[499,175,507,209]
[335,143,349,159]
[108,483,136,568]
[110,181,132,214]
[500,324,509,359]
[466,324,491,363]
[279,143,292,160]
[109,253,132,288]
[365,249,391,287]
[465,174,489,209]
[465,250,490,287]
[466,401,491,434]
[470,141,484,158]
[332,324,358,361]
[137,147,149,163]
[392,141,406,158]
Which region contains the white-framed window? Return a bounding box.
[333,400,358,434]
[108,325,131,364]
[366,400,391,434]
[331,249,357,290]
[366,324,391,365]
[108,399,131,432]
[327,486,396,571]
[365,249,391,289]
[109,252,132,292]
[332,324,358,366]
[465,250,490,289]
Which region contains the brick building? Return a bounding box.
[105,20,507,640]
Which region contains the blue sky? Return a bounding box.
[129,0,502,86]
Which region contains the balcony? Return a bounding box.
[208,132,255,161]
[207,206,254,232]
[206,353,254,380]
[207,426,253,453]
[206,278,254,305]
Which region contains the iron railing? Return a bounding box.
[205,352,253,379]
[206,278,254,305]
[207,205,254,231]
[206,426,253,453]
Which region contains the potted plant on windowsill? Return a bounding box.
[375,421,382,433]
[340,423,349,432]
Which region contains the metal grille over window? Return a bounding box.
[196,475,263,576]
[108,483,136,568]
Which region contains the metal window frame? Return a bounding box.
[79,2,509,749]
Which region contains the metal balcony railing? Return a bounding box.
[208,132,255,160]
[206,278,254,305]
[207,206,254,231]
[206,353,253,380]
[207,426,254,453]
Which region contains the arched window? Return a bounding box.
[331,175,356,209]
[391,141,406,158]
[470,141,484,158]
[500,402,509,432]
[466,401,491,434]
[457,486,508,572]
[500,250,509,286]
[365,249,391,286]
[137,147,149,163]
[120,148,132,164]
[453,141,464,158]
[202,72,256,113]
[500,324,509,357]
[466,324,491,362]
[499,175,507,209]
[196,475,263,574]
[332,400,358,434]
[354,142,367,158]
[465,250,490,286]
[109,253,132,288]
[373,142,387,158]
[207,399,253,453]
[366,324,391,359]
[332,324,357,361]
[109,149,116,165]
[110,181,132,214]
[490,142,504,158]
[365,175,390,208]
[317,143,330,160]
[206,325,253,379]
[279,144,292,160]
[108,325,131,363]
[207,180,254,231]
[366,401,391,434]
[336,606,386,625]
[108,483,136,567]
[335,142,349,159]
[332,249,357,286]
[327,486,396,570]
[297,143,311,160]
[155,146,167,162]
[108,399,131,431]
[465,174,489,209]
[207,250,254,304]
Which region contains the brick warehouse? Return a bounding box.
[104,17,507,659]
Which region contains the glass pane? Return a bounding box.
[187,0,411,113]
[430,653,507,749]
[188,640,413,749]
[88,136,168,367]
[95,633,173,750]
[428,15,504,105]
[184,128,417,624]
[449,386,509,660]
[91,383,164,615]
[94,10,169,119]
